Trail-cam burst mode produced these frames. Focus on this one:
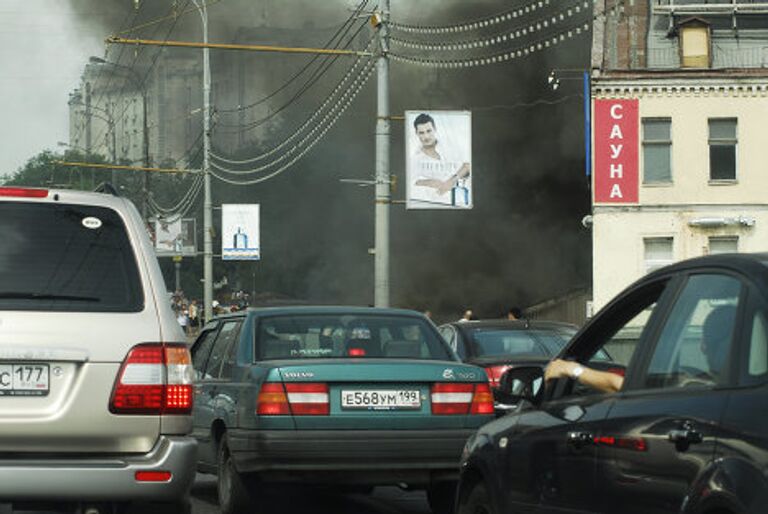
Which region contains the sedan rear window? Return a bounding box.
[469,330,549,358]
[255,314,452,360]
[0,202,143,312]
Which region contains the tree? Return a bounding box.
[2,149,110,191]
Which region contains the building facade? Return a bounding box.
[590,0,768,310]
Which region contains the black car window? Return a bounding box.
[743,307,768,385]
[191,329,218,380]
[643,274,741,390]
[255,314,451,360]
[0,202,143,312]
[205,321,242,379]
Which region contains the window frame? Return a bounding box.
[708,117,738,182]
[641,117,673,185]
[644,236,675,274]
[630,270,749,393]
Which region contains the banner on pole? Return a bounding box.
[405,110,473,210]
[154,216,197,257]
[222,204,260,261]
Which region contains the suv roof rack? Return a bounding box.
[94,182,120,197]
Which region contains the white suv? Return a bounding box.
[0,186,196,513]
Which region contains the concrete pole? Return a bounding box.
[374,0,391,307]
[193,0,214,323]
[141,91,150,219]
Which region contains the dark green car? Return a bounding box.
[190,306,494,514]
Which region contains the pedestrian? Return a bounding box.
[458,309,475,322]
[176,306,189,336]
[188,299,199,335]
[507,306,523,320]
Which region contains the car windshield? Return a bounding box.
[0,202,143,312]
[255,314,452,360]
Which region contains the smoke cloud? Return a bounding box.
[68,0,593,321]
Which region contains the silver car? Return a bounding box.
[0,186,196,514]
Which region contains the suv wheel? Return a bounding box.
[427,481,457,514]
[457,483,494,514]
[217,437,253,514]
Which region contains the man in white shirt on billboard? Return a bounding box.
[410,113,471,206]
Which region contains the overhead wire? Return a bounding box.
[214,13,373,133]
[210,57,375,175]
[209,62,376,185]
[390,0,588,52]
[210,35,375,165]
[390,0,552,34]
[389,0,625,68]
[216,0,371,115]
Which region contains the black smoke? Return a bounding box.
[69,0,593,322]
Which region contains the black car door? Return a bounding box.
[502,278,670,514]
[693,284,768,513]
[597,272,745,514]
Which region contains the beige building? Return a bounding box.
[590,1,768,310]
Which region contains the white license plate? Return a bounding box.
[341,389,421,410]
[0,364,49,396]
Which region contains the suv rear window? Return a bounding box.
[0,202,143,312]
[256,314,452,360]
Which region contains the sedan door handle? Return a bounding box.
[667,421,703,451]
[567,431,594,448]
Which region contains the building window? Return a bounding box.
[642,118,672,184]
[709,236,738,255]
[679,19,711,68]
[644,237,674,273]
[709,118,737,181]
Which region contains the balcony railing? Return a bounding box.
[653,1,768,15]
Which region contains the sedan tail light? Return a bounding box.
[109,343,193,415]
[257,382,329,416]
[431,383,495,415]
[485,365,512,388]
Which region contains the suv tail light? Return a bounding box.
[109,343,193,415]
[0,187,48,198]
[257,382,330,416]
[485,365,512,388]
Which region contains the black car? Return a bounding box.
[438,320,615,412]
[456,253,768,514]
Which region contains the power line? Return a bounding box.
[210,36,375,165]
[209,63,375,185]
[390,0,552,34]
[213,16,372,133]
[216,0,372,115]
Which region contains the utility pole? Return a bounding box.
[374,1,391,307]
[191,0,214,323]
[85,82,92,160]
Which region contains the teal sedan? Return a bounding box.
[190,306,494,514]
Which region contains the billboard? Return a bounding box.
[593,99,639,204]
[405,110,473,209]
[222,204,260,261]
[154,216,197,256]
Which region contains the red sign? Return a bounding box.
[593,99,639,204]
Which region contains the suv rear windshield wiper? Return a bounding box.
[0,292,100,302]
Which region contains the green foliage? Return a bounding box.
[2,149,111,191]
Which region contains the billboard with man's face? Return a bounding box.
[405,110,473,210]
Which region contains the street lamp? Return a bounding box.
[88,56,151,217]
[190,0,214,323]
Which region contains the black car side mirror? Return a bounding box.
[498,366,544,407]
